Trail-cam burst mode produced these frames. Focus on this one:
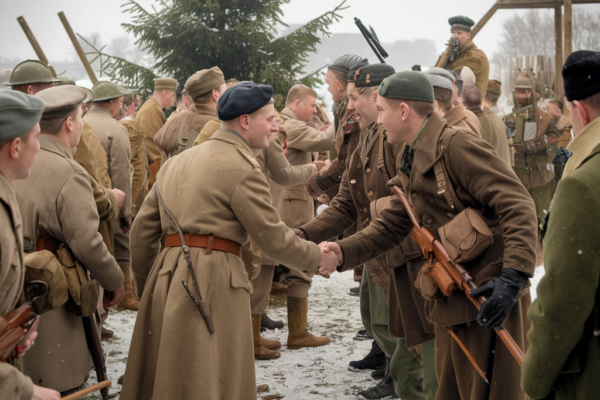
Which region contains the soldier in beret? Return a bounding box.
[85,81,138,310]
[4,59,60,95]
[443,16,490,99]
[0,91,62,400]
[321,71,537,399]
[154,67,227,161]
[15,86,124,394]
[120,82,334,400]
[522,50,600,400]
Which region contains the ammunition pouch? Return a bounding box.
[56,244,99,317]
[438,208,494,264]
[24,251,69,314]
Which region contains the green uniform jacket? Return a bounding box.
[522,143,600,400]
[451,40,489,99]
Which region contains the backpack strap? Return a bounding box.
[434,131,464,214]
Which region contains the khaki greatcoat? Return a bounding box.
[120,129,320,400]
[474,106,511,166]
[14,135,123,392]
[452,40,490,99]
[445,104,481,136]
[120,118,149,217]
[0,173,34,400]
[135,97,166,163]
[338,112,537,399]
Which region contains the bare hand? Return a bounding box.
[31,385,61,400]
[321,159,331,172]
[317,193,331,205]
[111,188,126,209]
[15,330,37,358]
[318,242,342,276]
[120,215,132,234]
[313,161,327,171]
[104,285,124,307]
[293,228,307,240]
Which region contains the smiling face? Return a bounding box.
[348,83,379,130]
[246,103,279,149]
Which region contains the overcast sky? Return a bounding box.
[2,0,599,65]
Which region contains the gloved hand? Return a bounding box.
[470,268,529,329]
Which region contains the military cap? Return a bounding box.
[185,67,226,98]
[154,77,178,92]
[347,59,369,83]
[217,81,274,121]
[486,79,502,97]
[329,54,364,73]
[514,74,534,90]
[449,16,475,32]
[424,67,455,82]
[92,81,131,102]
[51,78,95,103]
[426,74,453,92]
[54,77,76,86]
[4,60,61,86]
[378,71,434,103]
[35,86,88,116]
[355,64,396,88]
[0,91,45,142]
[562,50,600,101]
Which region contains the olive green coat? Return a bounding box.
[14,135,123,392]
[475,106,511,165]
[0,173,34,400]
[522,143,600,400]
[120,129,320,400]
[120,118,149,217]
[452,40,490,99]
[135,97,166,163]
[564,116,600,177]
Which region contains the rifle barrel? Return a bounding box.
[354,18,386,63]
[61,380,112,400]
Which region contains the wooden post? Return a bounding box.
[564,0,573,59]
[57,11,98,84]
[16,16,49,65]
[471,3,499,38]
[554,6,564,98]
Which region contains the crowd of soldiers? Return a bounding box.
[1,13,600,400]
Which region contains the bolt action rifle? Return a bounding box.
[354,18,388,64]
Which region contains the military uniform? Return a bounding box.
[120,118,149,217]
[474,106,511,165]
[120,129,321,400]
[136,97,166,163]
[444,103,482,136]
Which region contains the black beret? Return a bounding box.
[217,81,274,121]
[347,59,369,83]
[355,63,396,88]
[562,50,600,102]
[329,54,364,73]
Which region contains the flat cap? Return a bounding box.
[217,81,274,121]
[426,74,453,92]
[378,71,434,103]
[329,54,364,73]
[562,50,600,101]
[486,79,502,98]
[347,59,369,83]
[185,67,225,98]
[92,81,131,102]
[425,67,455,82]
[0,91,45,142]
[35,86,88,117]
[449,16,475,32]
[154,77,177,92]
[355,64,396,88]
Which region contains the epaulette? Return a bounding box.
[238,148,261,170]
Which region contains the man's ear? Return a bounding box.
[335,80,344,93]
[240,114,251,130]
[372,90,378,103]
[9,137,21,160]
[572,100,590,126]
[64,116,74,133]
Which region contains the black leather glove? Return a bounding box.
[470,268,530,329]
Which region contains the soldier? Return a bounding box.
[503,73,561,245]
[4,60,60,95]
[298,64,433,400]
[15,86,124,394]
[168,88,192,120]
[119,82,332,400]
[321,71,537,400]
[522,50,600,400]
[445,16,490,99]
[84,81,137,310]
[484,79,504,118]
[463,85,511,165]
[154,67,226,160]
[0,91,61,400]
[425,70,482,135]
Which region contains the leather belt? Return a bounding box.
[165,234,241,258]
[35,230,60,255]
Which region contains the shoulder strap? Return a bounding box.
[155,183,189,253]
[434,131,464,213]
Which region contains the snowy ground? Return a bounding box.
[82,265,547,399]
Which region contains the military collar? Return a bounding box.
[211,128,251,151]
[412,112,448,174]
[572,117,600,168]
[89,104,113,117]
[335,96,350,124]
[189,103,218,116]
[0,172,14,205]
[460,40,476,53]
[38,134,74,159]
[410,115,431,150]
[444,104,467,127]
[580,141,600,168]
[364,122,381,155]
[280,107,299,121]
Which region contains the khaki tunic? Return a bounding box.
[0,173,34,400]
[120,118,149,217]
[154,103,218,160]
[14,135,123,392]
[451,40,490,99]
[445,104,481,136]
[135,97,166,163]
[475,106,511,165]
[120,129,320,400]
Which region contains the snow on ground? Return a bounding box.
[83,266,547,399]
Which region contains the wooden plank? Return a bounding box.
[564,0,573,58]
[17,16,49,65]
[554,6,564,98]
[471,3,499,37]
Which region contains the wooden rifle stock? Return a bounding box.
[0,304,40,362]
[61,380,111,400]
[390,185,524,366]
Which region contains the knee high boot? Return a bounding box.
[252,314,280,360]
[287,297,330,349]
[117,262,140,310]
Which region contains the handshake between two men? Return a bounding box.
[292,229,343,276]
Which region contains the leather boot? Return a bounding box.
[117,262,140,310]
[252,314,280,359]
[286,297,330,349]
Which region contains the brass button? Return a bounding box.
[366,168,371,173]
[351,179,356,184]
[357,164,362,169]
[363,207,368,213]
[411,192,418,199]
[368,190,374,197]
[365,157,369,162]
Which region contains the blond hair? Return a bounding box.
[286,84,317,106]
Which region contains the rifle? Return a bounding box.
[0,281,47,362]
[82,311,109,400]
[390,186,525,370]
[436,37,460,69]
[61,380,111,400]
[354,18,388,64]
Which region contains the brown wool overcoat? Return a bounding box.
[475,106,511,166]
[0,173,34,400]
[452,40,490,99]
[135,97,166,163]
[14,135,123,392]
[120,118,149,217]
[445,104,481,136]
[120,129,320,400]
